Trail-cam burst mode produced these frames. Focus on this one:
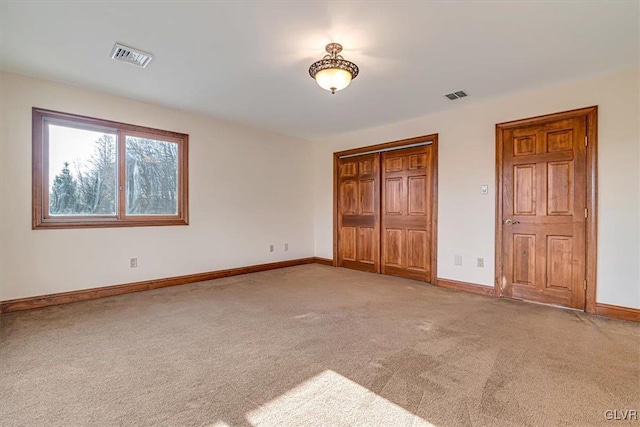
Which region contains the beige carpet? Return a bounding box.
[1,264,638,426]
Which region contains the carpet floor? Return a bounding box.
[1,264,638,426]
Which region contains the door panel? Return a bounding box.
[381,145,433,282]
[514,135,536,156]
[385,178,403,215]
[513,234,535,285]
[336,154,380,272]
[385,157,403,172]
[546,236,572,289]
[501,116,587,309]
[340,227,356,261]
[359,179,375,214]
[513,165,536,215]
[407,230,427,270]
[384,229,403,267]
[547,129,573,152]
[359,158,374,174]
[547,162,572,215]
[357,227,376,264]
[408,177,427,214]
[339,181,357,215]
[409,153,427,169]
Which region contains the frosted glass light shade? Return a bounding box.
[314,68,353,94]
[308,43,359,94]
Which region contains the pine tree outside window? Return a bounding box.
[33,108,189,229]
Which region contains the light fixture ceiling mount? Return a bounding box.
[309,43,359,94]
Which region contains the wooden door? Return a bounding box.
[336,153,380,273]
[500,116,587,309]
[381,145,434,281]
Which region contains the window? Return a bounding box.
[33,108,188,229]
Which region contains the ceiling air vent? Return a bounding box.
[444,90,468,100]
[110,43,153,68]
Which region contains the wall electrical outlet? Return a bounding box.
[477,257,485,268]
[454,255,463,266]
[284,243,289,251]
[269,244,274,252]
[130,258,138,268]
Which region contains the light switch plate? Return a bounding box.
[481,185,489,195]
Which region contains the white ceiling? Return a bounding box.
[1,1,638,140]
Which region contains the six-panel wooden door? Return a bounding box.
[381,146,433,281]
[336,153,381,273]
[500,116,587,309]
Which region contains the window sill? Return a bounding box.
[33,218,189,230]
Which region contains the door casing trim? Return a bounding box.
[333,134,439,284]
[495,106,598,313]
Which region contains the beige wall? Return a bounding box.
[313,68,640,309]
[0,72,315,301]
[2,68,639,310]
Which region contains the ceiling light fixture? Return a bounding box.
[309,43,359,94]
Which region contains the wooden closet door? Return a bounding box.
[336,153,380,273]
[381,145,433,281]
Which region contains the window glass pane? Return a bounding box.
[48,124,117,216]
[125,136,179,215]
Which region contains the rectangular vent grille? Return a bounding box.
[110,43,153,68]
[445,90,468,100]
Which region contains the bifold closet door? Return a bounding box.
[381,145,433,281]
[336,153,380,273]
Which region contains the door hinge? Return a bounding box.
[584,208,588,218]
[584,136,588,147]
[584,280,587,290]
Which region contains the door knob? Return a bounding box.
[505,219,520,225]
